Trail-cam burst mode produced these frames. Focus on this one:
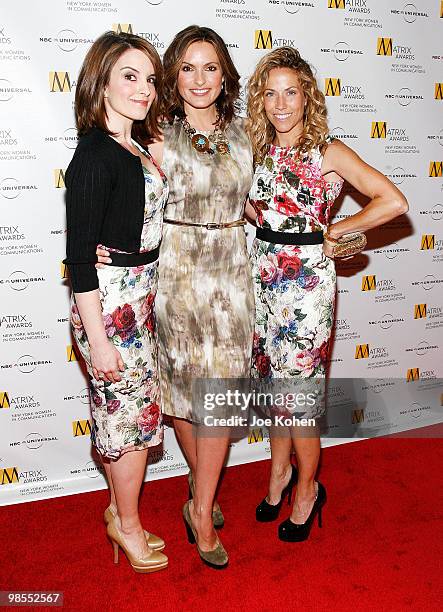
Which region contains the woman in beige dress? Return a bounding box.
[98,25,254,568]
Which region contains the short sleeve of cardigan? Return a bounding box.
[65,147,111,293]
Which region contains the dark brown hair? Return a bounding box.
[75,31,163,144]
[162,25,240,129]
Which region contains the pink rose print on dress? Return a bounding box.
[260,253,282,285]
[294,348,321,376]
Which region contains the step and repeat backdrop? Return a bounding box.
[1,0,442,505]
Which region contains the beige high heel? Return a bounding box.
[107,518,168,573]
[103,505,165,551]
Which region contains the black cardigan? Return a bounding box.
[65,128,147,293]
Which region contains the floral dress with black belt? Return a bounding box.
[249,143,343,416]
[71,147,168,459]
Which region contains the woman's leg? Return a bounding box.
[172,417,197,475]
[289,426,320,523]
[109,449,151,556]
[266,427,294,504]
[190,433,230,551]
[102,458,116,508]
[173,416,222,513]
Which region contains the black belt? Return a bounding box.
[256,227,324,246]
[108,245,160,267]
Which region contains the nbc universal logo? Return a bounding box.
[0,270,45,291]
[390,2,429,22]
[419,203,443,222]
[385,87,423,107]
[323,77,376,114]
[411,273,443,292]
[354,343,398,370]
[376,36,425,74]
[419,233,443,264]
[327,0,383,30]
[370,121,418,155]
[330,126,358,141]
[71,460,104,479]
[267,1,316,15]
[9,432,58,450]
[399,401,432,422]
[63,387,90,404]
[368,313,404,331]
[320,41,363,61]
[405,339,439,357]
[361,274,406,304]
[39,29,93,52]
[0,354,52,374]
[44,127,79,150]
[0,177,38,199]
[385,165,417,186]
[414,303,443,330]
[0,78,31,102]
[111,24,165,50]
[372,241,410,259]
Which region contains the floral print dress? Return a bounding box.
[249,143,343,415]
[71,146,168,459]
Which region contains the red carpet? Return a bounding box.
[1,436,442,612]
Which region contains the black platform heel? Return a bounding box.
[256,464,298,522]
[278,481,326,542]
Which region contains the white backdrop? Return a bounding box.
[1,0,442,505]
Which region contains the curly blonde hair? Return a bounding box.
[246,47,328,165]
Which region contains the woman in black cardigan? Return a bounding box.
[65,31,168,573]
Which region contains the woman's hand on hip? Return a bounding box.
[90,339,125,383]
[95,247,112,269]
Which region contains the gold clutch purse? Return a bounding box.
[324,231,367,258]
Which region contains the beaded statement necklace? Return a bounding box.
[181,116,230,156]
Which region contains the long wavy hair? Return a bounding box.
[75,31,163,144]
[162,25,240,129]
[247,47,328,164]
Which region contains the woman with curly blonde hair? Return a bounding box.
[246,47,408,542]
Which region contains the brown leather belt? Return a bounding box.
[164,218,246,230]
